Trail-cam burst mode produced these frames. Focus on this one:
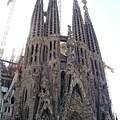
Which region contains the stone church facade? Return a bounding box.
[9,0,115,120]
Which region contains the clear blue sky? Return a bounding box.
[0,0,120,119]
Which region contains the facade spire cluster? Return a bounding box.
[1,0,115,120]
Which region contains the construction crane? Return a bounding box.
[0,0,16,59]
[57,0,61,34]
[10,48,16,62]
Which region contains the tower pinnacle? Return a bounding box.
[28,0,44,39]
[45,0,60,36]
[83,0,100,54]
[72,0,86,42]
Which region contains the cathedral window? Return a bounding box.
[54,41,56,49]
[77,48,80,63]
[68,74,71,92]
[72,84,83,103]
[49,53,52,60]
[60,71,65,99]
[94,60,98,69]
[25,47,29,67]
[102,113,105,120]
[91,59,95,75]
[15,116,20,120]
[102,96,105,104]
[35,44,38,53]
[35,56,37,62]
[41,109,50,120]
[103,85,105,90]
[26,107,29,119]
[94,80,97,89]
[45,46,48,61]
[69,112,80,120]
[33,68,36,72]
[80,48,83,57]
[31,45,34,55]
[43,46,45,61]
[53,52,56,59]
[30,57,33,63]
[22,88,27,104]
[8,107,10,113]
[11,96,14,104]
[50,42,52,51]
[53,63,55,67]
[4,106,7,112]
[39,46,41,63]
[82,59,84,65]
[25,89,27,102]
[85,50,87,59]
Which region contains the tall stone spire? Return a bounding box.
[45,0,60,36]
[72,0,86,43]
[83,0,100,55]
[28,0,44,39]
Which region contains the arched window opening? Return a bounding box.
[102,96,105,104]
[31,45,34,55]
[35,56,37,62]
[50,42,52,51]
[80,48,83,57]
[60,71,65,99]
[11,96,14,104]
[91,59,95,75]
[82,59,84,65]
[69,112,80,120]
[4,106,7,112]
[102,113,105,120]
[53,52,56,59]
[68,74,71,92]
[26,107,29,119]
[39,46,42,63]
[76,48,80,63]
[49,53,52,60]
[41,108,50,120]
[30,57,33,63]
[8,107,10,113]
[35,44,38,53]
[94,80,97,89]
[99,62,102,72]
[109,106,112,118]
[43,46,45,61]
[95,60,98,69]
[45,46,48,61]
[25,47,29,67]
[72,84,83,103]
[25,89,27,102]
[103,85,105,90]
[85,50,87,59]
[54,41,56,49]
[96,71,99,76]
[22,88,27,104]
[15,116,20,120]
